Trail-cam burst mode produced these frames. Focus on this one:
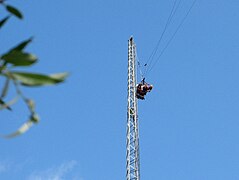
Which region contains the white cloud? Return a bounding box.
[28,160,81,180]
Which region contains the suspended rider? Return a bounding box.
[136,78,153,100]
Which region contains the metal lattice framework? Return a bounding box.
[126,37,140,180]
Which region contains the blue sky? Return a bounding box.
[1,0,239,179]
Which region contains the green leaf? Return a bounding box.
[4,120,34,138]
[26,99,35,112]
[10,38,33,52]
[1,51,37,66]
[30,113,40,123]
[0,16,10,29]
[0,96,19,111]
[3,113,39,138]
[6,5,23,19]
[1,77,10,98]
[50,73,69,80]
[0,99,12,111]
[9,72,68,86]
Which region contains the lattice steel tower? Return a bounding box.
[126,37,140,180]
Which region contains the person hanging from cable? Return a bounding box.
[136,78,153,100]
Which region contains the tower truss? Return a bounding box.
[126,37,140,180]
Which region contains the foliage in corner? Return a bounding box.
[0,1,68,138]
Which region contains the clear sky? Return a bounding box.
[1,0,239,179]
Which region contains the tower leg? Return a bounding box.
[126,37,140,180]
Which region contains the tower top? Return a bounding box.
[129,36,133,41]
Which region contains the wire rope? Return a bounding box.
[145,0,197,76]
[136,50,144,81]
[143,0,183,77]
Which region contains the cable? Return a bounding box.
[146,0,197,76]
[136,50,144,81]
[143,0,180,76]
